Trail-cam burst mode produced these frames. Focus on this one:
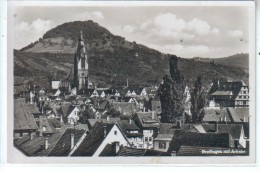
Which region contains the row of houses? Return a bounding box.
[14,96,249,156]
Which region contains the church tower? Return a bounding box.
[74,31,88,91]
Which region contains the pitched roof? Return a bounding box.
[117,120,140,130]
[209,81,244,99]
[47,118,62,129]
[228,108,249,122]
[159,123,177,134]
[168,131,231,152]
[203,108,231,122]
[202,123,243,139]
[135,112,160,128]
[58,105,78,117]
[14,98,38,130]
[117,147,171,156]
[71,122,115,156]
[14,136,46,156]
[111,102,139,116]
[99,143,117,156]
[48,128,86,156]
[154,134,174,141]
[38,116,55,134]
[117,120,142,137]
[96,100,110,110]
[14,84,28,95]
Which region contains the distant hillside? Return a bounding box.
[193,53,249,72]
[15,20,249,89]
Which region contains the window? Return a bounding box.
[239,96,242,99]
[149,137,152,141]
[114,131,117,135]
[145,137,148,142]
[159,142,166,149]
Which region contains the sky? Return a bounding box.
[12,5,250,58]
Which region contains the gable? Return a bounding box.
[93,124,130,157]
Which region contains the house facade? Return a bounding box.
[209,81,249,108]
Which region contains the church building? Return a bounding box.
[74,31,89,92]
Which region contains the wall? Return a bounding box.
[93,125,130,157]
[153,140,171,152]
[51,81,61,89]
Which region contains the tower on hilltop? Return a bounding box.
[74,31,89,91]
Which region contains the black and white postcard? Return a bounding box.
[7,0,256,164]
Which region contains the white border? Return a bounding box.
[6,0,256,165]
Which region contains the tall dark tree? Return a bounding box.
[190,76,206,123]
[159,55,185,123]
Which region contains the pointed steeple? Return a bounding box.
[74,30,89,92]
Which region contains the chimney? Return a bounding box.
[103,126,107,138]
[177,120,182,129]
[70,133,75,150]
[215,121,218,133]
[107,116,110,123]
[60,115,63,123]
[44,138,49,150]
[30,91,34,104]
[129,118,132,124]
[143,106,146,112]
[30,133,34,140]
[152,111,155,120]
[126,78,129,88]
[217,80,220,86]
[115,141,120,153]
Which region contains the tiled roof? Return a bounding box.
[96,100,110,110]
[154,134,174,141]
[99,143,117,156]
[159,123,177,134]
[71,122,114,156]
[111,102,139,116]
[117,120,140,130]
[47,118,61,129]
[203,108,231,122]
[87,119,101,128]
[38,116,55,134]
[14,136,46,156]
[14,84,28,95]
[180,124,202,133]
[48,128,86,156]
[135,112,160,128]
[168,131,231,152]
[14,98,38,130]
[59,105,78,118]
[202,123,243,139]
[117,147,171,156]
[228,108,249,122]
[209,81,244,99]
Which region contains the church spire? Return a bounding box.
[74,30,89,92]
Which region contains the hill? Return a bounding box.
[193,53,249,73]
[15,20,249,89]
